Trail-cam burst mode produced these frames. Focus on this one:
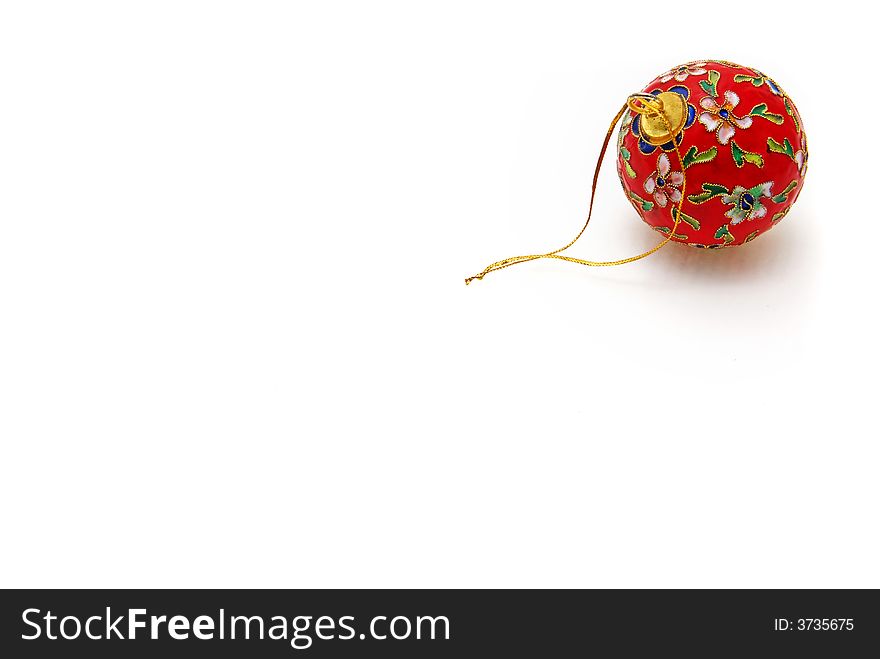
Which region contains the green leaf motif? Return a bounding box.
[699,70,721,98]
[744,230,760,243]
[733,73,765,87]
[688,182,730,205]
[767,137,796,160]
[682,145,718,169]
[714,224,735,244]
[620,146,637,178]
[671,207,700,231]
[653,226,689,240]
[749,103,784,125]
[730,140,764,168]
[771,180,798,203]
[629,191,654,211]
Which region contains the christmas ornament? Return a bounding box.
[466,60,807,284]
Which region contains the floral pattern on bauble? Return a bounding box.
[721,182,773,224]
[643,153,683,208]
[699,90,753,145]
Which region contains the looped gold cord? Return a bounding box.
[464,94,687,285]
[626,92,664,115]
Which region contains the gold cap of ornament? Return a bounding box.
[626,92,687,145]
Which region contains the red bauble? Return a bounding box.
[616,60,807,248]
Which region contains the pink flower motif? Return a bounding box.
[660,61,708,83]
[794,133,808,176]
[643,153,683,208]
[698,90,753,145]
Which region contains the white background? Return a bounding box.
[1,1,876,588]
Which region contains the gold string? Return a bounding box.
[464,93,687,285]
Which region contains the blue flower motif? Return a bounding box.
[630,85,697,155]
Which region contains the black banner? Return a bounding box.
[1,589,877,656]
